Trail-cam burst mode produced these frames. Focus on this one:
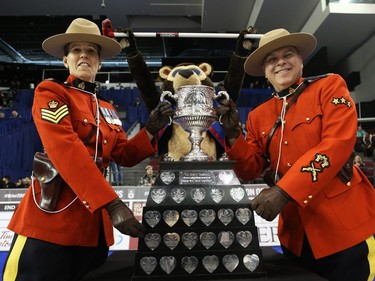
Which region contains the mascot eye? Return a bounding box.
[171,68,181,77]
[170,66,203,78]
[189,67,203,76]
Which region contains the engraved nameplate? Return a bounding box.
[179,171,215,185]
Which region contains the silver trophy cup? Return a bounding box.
[161,85,228,161]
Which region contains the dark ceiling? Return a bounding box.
[0,0,374,82]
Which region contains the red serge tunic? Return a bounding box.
[227,74,375,259]
[8,75,157,247]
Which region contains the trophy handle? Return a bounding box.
[215,90,229,101]
[160,91,176,126]
[215,91,229,125]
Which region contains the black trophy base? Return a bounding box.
[132,161,267,280]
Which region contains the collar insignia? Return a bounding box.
[71,78,97,93]
[273,84,298,99]
[77,82,85,90]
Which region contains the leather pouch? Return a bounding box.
[33,152,104,211]
[337,151,355,183]
[33,152,64,211]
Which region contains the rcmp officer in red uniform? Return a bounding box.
[3,18,173,281]
[217,28,375,281]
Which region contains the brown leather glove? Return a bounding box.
[235,26,257,57]
[145,101,174,136]
[105,198,145,238]
[215,98,241,143]
[115,28,139,57]
[250,186,291,221]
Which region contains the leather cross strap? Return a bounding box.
[263,80,308,163]
[83,126,97,145]
[260,73,356,185]
[263,73,331,163]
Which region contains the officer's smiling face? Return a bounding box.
[63,42,101,82]
[263,46,303,92]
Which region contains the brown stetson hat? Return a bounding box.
[244,28,317,76]
[42,18,122,59]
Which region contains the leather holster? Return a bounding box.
[262,151,355,187]
[33,152,103,211]
[262,166,282,187]
[337,151,355,184]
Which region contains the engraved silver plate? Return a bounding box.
[180,171,215,185]
[171,187,186,204]
[218,208,234,226]
[200,231,216,249]
[144,210,161,228]
[243,254,259,272]
[150,188,166,204]
[191,187,206,203]
[236,230,252,248]
[181,209,198,227]
[218,231,234,249]
[163,232,180,250]
[235,208,252,225]
[163,210,179,227]
[210,188,224,203]
[181,256,198,274]
[218,171,233,184]
[160,171,175,185]
[140,256,157,275]
[230,187,245,202]
[202,255,219,273]
[160,256,177,274]
[199,209,216,226]
[222,254,239,272]
[181,232,198,250]
[144,233,161,251]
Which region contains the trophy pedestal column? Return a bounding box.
[132,161,267,280]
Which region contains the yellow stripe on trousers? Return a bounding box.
[367,235,375,281]
[3,235,27,281]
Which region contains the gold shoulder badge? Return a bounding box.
[48,100,59,109]
[332,96,351,108]
[41,103,69,124]
[301,153,330,182]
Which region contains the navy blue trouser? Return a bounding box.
[282,234,375,281]
[2,229,108,281]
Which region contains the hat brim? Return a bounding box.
[244,33,317,76]
[42,33,122,59]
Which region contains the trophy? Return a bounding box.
[133,85,266,281]
[160,85,228,161]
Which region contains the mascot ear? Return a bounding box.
[159,66,172,80]
[198,63,213,77]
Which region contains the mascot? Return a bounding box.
[156,62,221,161]
[103,21,257,160]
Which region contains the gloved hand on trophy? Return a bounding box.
[215,98,241,146]
[145,101,174,136]
[105,198,146,238]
